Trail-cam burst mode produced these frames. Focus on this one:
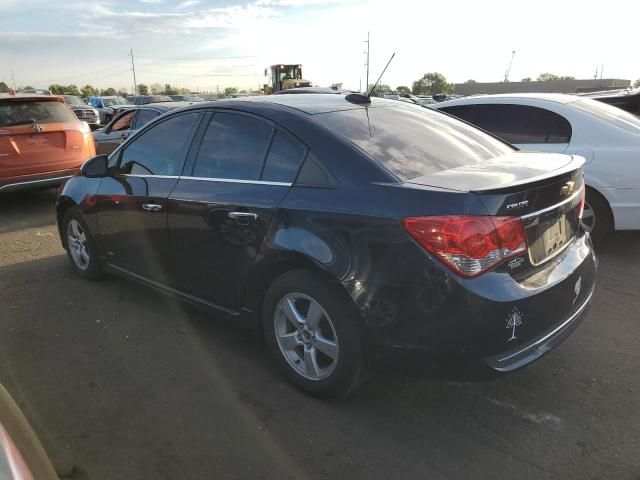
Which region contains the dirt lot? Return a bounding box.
[1,188,639,480]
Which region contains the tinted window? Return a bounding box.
[192,113,273,180]
[262,131,306,182]
[118,112,200,176]
[472,104,571,144]
[439,105,476,122]
[315,103,514,181]
[0,100,76,126]
[134,109,160,129]
[110,111,135,132]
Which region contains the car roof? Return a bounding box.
[143,102,192,110]
[226,93,399,114]
[0,93,62,101]
[435,93,581,107]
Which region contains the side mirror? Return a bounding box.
[80,154,109,178]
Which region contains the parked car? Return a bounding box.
[93,102,191,155]
[433,93,640,242]
[273,87,346,95]
[168,95,206,102]
[87,96,132,123]
[62,94,101,129]
[579,87,640,116]
[0,92,95,192]
[56,94,595,397]
[126,95,173,105]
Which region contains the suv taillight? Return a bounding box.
[402,216,528,278]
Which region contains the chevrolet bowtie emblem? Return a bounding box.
[560,181,575,196]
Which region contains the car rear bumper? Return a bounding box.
[0,169,77,192]
[483,285,593,371]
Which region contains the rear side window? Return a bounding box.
[134,109,160,129]
[192,113,273,180]
[315,103,514,181]
[472,104,571,144]
[439,105,475,122]
[0,100,76,127]
[118,112,200,176]
[110,111,135,132]
[262,131,306,183]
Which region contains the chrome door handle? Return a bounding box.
[228,211,257,221]
[141,203,163,212]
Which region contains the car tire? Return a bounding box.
[62,207,103,280]
[583,188,613,245]
[262,269,366,398]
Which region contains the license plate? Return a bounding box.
[543,216,567,256]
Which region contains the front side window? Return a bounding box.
[472,104,571,144]
[134,109,161,129]
[118,112,200,176]
[192,112,273,180]
[110,111,135,132]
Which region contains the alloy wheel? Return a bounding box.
[274,293,339,381]
[67,219,90,270]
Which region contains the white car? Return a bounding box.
[433,93,640,242]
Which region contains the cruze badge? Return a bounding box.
[561,181,575,196]
[506,200,529,211]
[505,307,523,342]
[32,124,44,133]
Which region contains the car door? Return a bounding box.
[95,110,137,155]
[166,110,308,310]
[470,104,571,153]
[133,108,161,131]
[94,111,203,283]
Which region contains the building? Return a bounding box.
[453,78,631,96]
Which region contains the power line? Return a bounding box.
[135,54,258,61]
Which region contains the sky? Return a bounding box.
[0,0,638,93]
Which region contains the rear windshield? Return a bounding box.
[0,100,77,127]
[103,97,130,106]
[315,103,514,180]
[571,98,640,134]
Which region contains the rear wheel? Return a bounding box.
[262,270,366,398]
[583,188,613,245]
[63,208,103,280]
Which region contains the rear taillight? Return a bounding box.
[577,187,586,219]
[402,216,528,278]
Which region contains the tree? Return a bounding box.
[150,83,163,95]
[100,87,116,96]
[223,87,238,98]
[521,77,532,82]
[49,84,66,94]
[396,85,411,94]
[464,79,477,84]
[559,76,575,80]
[412,72,453,95]
[367,83,392,96]
[66,84,81,96]
[178,87,191,94]
[537,73,560,81]
[164,84,178,95]
[0,82,8,93]
[81,85,98,97]
[116,88,128,97]
[634,79,640,88]
[137,84,148,95]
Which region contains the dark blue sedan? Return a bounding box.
[56,94,596,397]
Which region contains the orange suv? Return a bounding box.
[0,93,95,192]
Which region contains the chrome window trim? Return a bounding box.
[0,175,72,191]
[120,173,291,187]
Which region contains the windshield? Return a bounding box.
[0,100,77,126]
[571,98,640,134]
[315,102,514,181]
[148,95,173,103]
[63,95,86,106]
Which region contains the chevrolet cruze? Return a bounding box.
[56,94,596,397]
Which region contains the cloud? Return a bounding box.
[176,0,201,8]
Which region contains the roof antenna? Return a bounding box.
[367,52,395,97]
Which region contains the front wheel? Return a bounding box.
[262,270,366,398]
[63,208,103,280]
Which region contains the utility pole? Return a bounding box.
[10,69,16,90]
[504,50,516,82]
[364,32,370,92]
[600,63,604,81]
[129,48,138,95]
